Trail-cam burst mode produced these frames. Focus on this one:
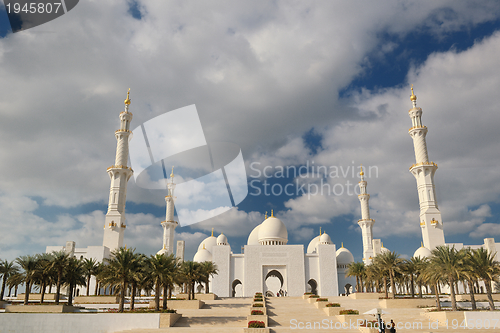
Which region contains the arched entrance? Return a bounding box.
[265,270,284,297]
[307,279,318,295]
[232,279,242,297]
[344,283,353,295]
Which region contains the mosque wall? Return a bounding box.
[211,245,231,297]
[317,244,338,296]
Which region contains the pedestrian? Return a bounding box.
[389,319,396,333]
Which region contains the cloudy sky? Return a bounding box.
[1,0,500,262]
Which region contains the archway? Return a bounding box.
[232,279,242,297]
[265,270,284,297]
[307,279,318,295]
[344,283,352,296]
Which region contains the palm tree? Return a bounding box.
[129,253,146,310]
[16,255,40,305]
[101,247,142,312]
[346,261,365,293]
[147,253,178,311]
[64,257,86,306]
[401,259,417,298]
[421,261,443,311]
[82,258,98,296]
[7,271,23,298]
[93,262,104,295]
[412,256,428,298]
[467,247,500,311]
[373,251,403,299]
[429,245,463,311]
[199,261,218,294]
[34,253,54,303]
[0,260,18,301]
[49,251,69,304]
[459,248,478,310]
[180,261,202,300]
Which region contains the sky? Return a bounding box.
[1,0,500,263]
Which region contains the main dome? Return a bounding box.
[258,216,288,245]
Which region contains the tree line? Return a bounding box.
[346,245,500,311]
[0,247,218,312]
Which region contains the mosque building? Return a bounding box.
[46,87,500,297]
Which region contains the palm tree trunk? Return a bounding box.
[130,283,136,310]
[15,285,18,297]
[119,280,126,312]
[390,271,396,299]
[418,282,423,298]
[55,270,62,305]
[205,280,209,294]
[0,277,6,301]
[191,281,195,300]
[40,281,46,304]
[484,278,495,311]
[67,283,73,306]
[433,282,441,311]
[24,281,30,305]
[383,276,388,299]
[467,279,476,310]
[154,280,160,311]
[449,278,457,311]
[162,285,168,310]
[410,275,415,298]
[94,280,99,296]
[86,276,91,296]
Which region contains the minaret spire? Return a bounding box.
[103,89,134,251]
[408,86,445,250]
[357,165,375,264]
[158,166,178,255]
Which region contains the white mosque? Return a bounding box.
[47,87,500,297]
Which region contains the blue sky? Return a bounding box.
[1,1,500,262]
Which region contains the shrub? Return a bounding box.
[304,292,313,295]
[255,292,263,296]
[251,310,264,315]
[308,295,319,298]
[252,303,264,307]
[326,303,341,307]
[248,320,265,328]
[339,309,359,315]
[316,298,328,302]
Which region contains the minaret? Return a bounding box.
[160,167,178,255]
[357,165,375,264]
[408,86,445,250]
[103,89,134,251]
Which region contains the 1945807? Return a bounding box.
[5,2,62,14]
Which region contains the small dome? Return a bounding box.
[307,235,321,253]
[198,235,217,253]
[247,224,261,245]
[413,246,431,259]
[336,246,354,265]
[381,246,390,254]
[217,233,228,245]
[193,247,212,262]
[319,233,332,244]
[156,248,168,256]
[258,216,288,245]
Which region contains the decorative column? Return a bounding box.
[357,165,375,264]
[103,89,134,251]
[408,86,445,250]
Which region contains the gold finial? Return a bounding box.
[203,243,206,249]
[360,164,364,176]
[421,241,423,248]
[170,166,175,178]
[410,84,417,102]
[211,228,214,237]
[124,88,131,105]
[341,242,344,248]
[381,241,384,248]
[271,210,274,217]
[265,211,268,219]
[319,227,322,236]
